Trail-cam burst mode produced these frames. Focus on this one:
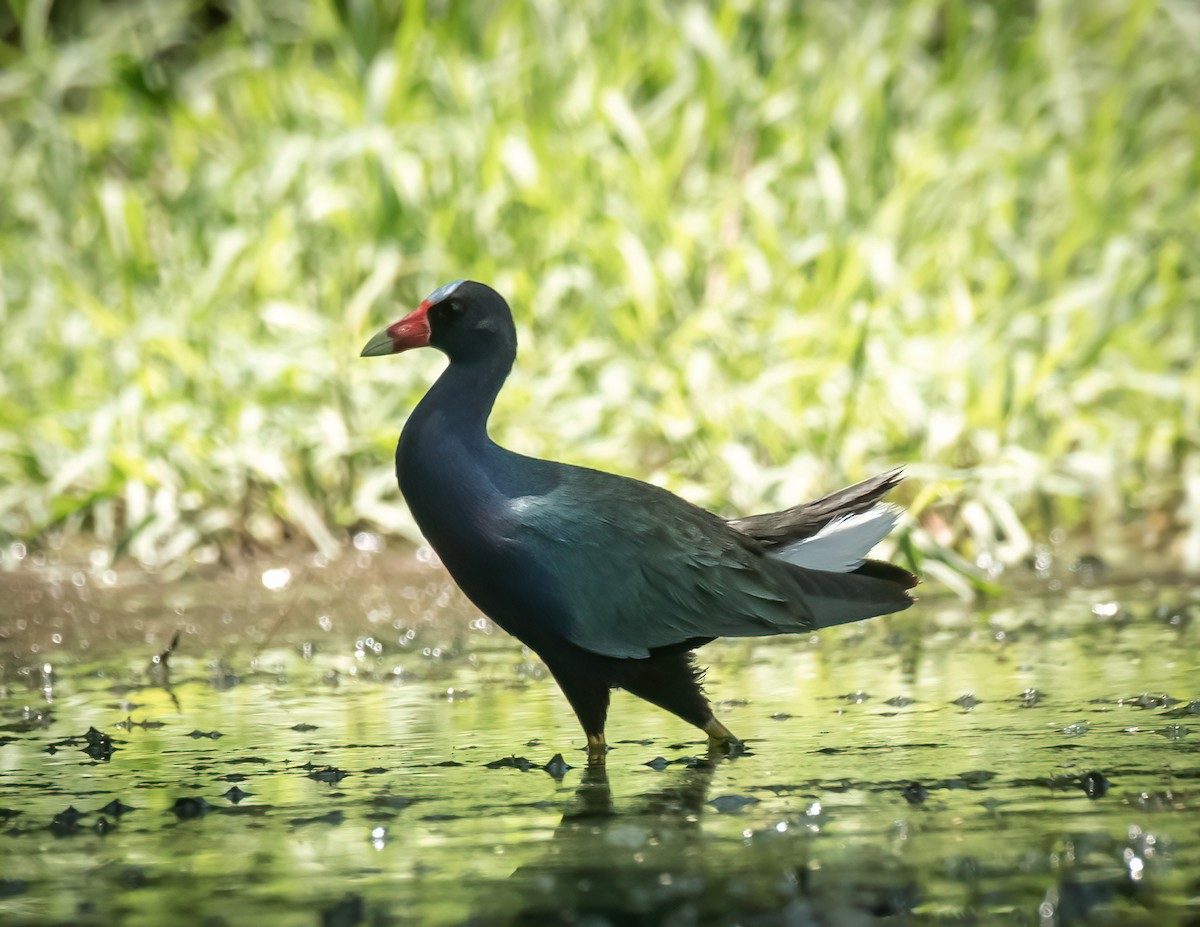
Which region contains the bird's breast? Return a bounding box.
[395,423,565,645]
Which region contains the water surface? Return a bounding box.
[1,555,1198,924]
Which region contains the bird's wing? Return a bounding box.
[506,469,909,659]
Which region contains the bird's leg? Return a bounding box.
[620,650,743,751]
[586,732,608,764]
[543,653,612,764]
[704,717,744,754]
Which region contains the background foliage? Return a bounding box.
[1,0,1198,588]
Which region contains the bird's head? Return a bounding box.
[360,280,516,364]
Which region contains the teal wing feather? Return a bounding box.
[506,471,821,658]
[506,467,914,659]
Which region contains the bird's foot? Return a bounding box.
[586,732,608,765]
[704,718,745,756]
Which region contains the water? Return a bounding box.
[1,555,1198,925]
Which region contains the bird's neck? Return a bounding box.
[413,348,513,443]
[397,348,515,540]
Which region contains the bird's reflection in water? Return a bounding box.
[559,751,723,824]
[498,747,921,926]
[498,750,736,925]
[558,760,618,821]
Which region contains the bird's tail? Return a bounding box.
[728,469,903,546]
[785,562,916,630]
[768,505,901,572]
[731,468,918,623]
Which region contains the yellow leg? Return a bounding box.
[705,717,743,752]
[586,732,608,763]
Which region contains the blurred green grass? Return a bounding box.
[1,0,1198,588]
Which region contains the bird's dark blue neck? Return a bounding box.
[396,345,519,532]
[396,347,523,590]
[409,348,513,442]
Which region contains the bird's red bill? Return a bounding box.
[361,303,432,356]
[388,303,433,350]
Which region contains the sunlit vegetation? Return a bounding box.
[1,0,1197,588]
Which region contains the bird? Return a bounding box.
[362,280,917,760]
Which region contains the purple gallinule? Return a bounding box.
[363,281,916,759]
